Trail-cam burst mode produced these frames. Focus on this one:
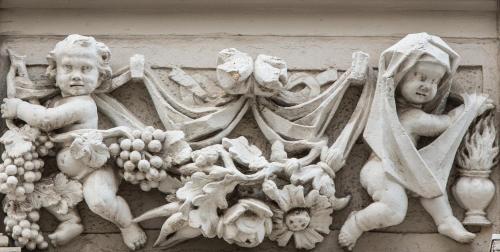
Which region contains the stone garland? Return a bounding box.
[0,32,496,251]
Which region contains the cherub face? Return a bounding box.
[56,52,100,97]
[398,61,447,105]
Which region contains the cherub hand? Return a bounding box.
[461,93,494,115]
[478,97,495,115]
[1,98,21,119]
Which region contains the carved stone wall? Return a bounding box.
[0,1,499,251]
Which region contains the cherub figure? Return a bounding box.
[1,35,146,250]
[339,33,494,250]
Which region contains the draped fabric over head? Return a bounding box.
[363,32,482,198]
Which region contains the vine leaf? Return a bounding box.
[290,164,350,210]
[70,132,109,168]
[3,198,33,219]
[54,173,84,209]
[176,169,240,238]
[0,125,39,158]
[222,137,268,171]
[30,173,83,215]
[176,172,212,203]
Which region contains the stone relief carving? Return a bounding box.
[453,110,498,226]
[338,33,495,251]
[0,32,496,251]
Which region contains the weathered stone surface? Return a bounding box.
[0,7,498,250]
[32,68,486,235]
[47,230,482,252]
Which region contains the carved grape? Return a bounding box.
[0,129,54,250]
[110,127,173,191]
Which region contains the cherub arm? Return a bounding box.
[16,99,88,131]
[400,105,464,138]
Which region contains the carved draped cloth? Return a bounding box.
[93,50,376,169]
[364,32,480,198]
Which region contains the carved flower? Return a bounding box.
[216,48,254,95]
[253,54,287,97]
[216,198,273,248]
[215,48,287,97]
[70,131,109,168]
[222,137,268,171]
[262,180,333,250]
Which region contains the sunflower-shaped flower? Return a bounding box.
[262,180,333,250]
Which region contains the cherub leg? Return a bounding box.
[45,206,83,246]
[339,157,408,250]
[83,166,146,250]
[420,195,475,243]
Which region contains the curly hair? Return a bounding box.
[45,34,112,86]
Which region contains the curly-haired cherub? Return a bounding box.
[338,33,494,250]
[1,35,146,250]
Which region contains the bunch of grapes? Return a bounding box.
[109,127,171,192]
[3,210,47,249]
[0,134,53,201]
[0,133,53,249]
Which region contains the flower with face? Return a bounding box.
[262,180,333,250]
[216,198,273,248]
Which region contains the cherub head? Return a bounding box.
[397,55,447,105]
[46,34,112,97]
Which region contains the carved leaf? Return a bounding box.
[222,137,268,171]
[70,132,109,168]
[158,174,183,194]
[176,172,212,202]
[198,174,239,210]
[169,67,209,101]
[289,164,349,210]
[29,173,83,214]
[179,172,214,234]
[0,125,39,158]
[53,173,84,209]
[30,181,61,210]
[3,198,33,219]
[181,171,241,237]
[163,131,192,166]
[188,200,219,238]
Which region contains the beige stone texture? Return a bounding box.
[0,1,499,251]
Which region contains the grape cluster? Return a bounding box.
[109,127,171,191]
[0,134,53,202]
[3,210,47,249]
[0,133,53,249]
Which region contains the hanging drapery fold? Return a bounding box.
[93,50,375,174]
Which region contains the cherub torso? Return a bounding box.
[51,95,98,133]
[397,108,422,145]
[51,95,99,180]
